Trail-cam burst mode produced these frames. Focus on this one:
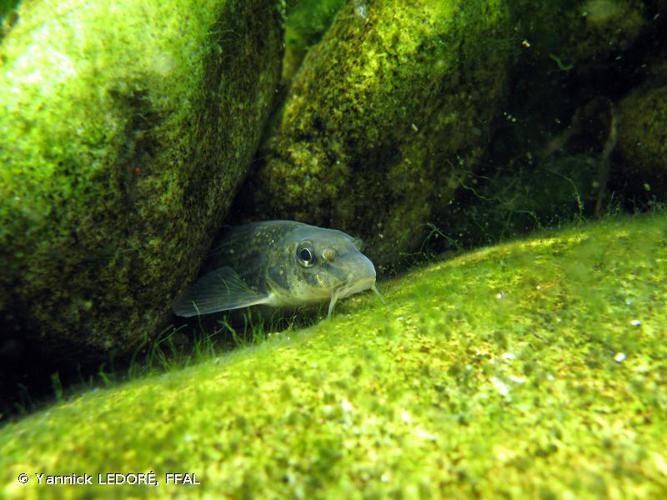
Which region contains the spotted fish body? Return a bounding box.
[173,221,379,318]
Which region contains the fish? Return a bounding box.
[173,220,382,319]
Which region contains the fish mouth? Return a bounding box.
[326,276,376,319]
[333,252,376,300]
[333,276,376,300]
[327,276,377,318]
[326,253,377,318]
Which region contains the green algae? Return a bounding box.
[1,212,665,498]
[0,0,283,358]
[236,0,514,270]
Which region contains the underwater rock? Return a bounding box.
[0,0,283,361]
[1,213,665,496]
[235,0,514,270]
[616,81,667,197]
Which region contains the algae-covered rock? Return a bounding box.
[236,0,513,269]
[0,0,283,359]
[616,82,667,196]
[0,213,665,497]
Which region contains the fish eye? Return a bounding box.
[296,244,316,267]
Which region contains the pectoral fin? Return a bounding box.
[173,267,270,317]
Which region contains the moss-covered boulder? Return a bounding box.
[235,0,514,269]
[488,0,649,171]
[494,0,647,158]
[616,82,667,196]
[0,0,283,360]
[1,212,665,497]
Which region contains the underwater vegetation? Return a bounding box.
[0,0,666,495]
[1,213,665,497]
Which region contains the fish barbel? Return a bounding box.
[173,220,381,318]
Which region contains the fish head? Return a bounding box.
[268,225,377,305]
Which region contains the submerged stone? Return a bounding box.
[0,212,665,497]
[235,0,514,270]
[510,0,646,69]
[0,0,283,361]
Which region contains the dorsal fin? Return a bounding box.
[172,267,271,317]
